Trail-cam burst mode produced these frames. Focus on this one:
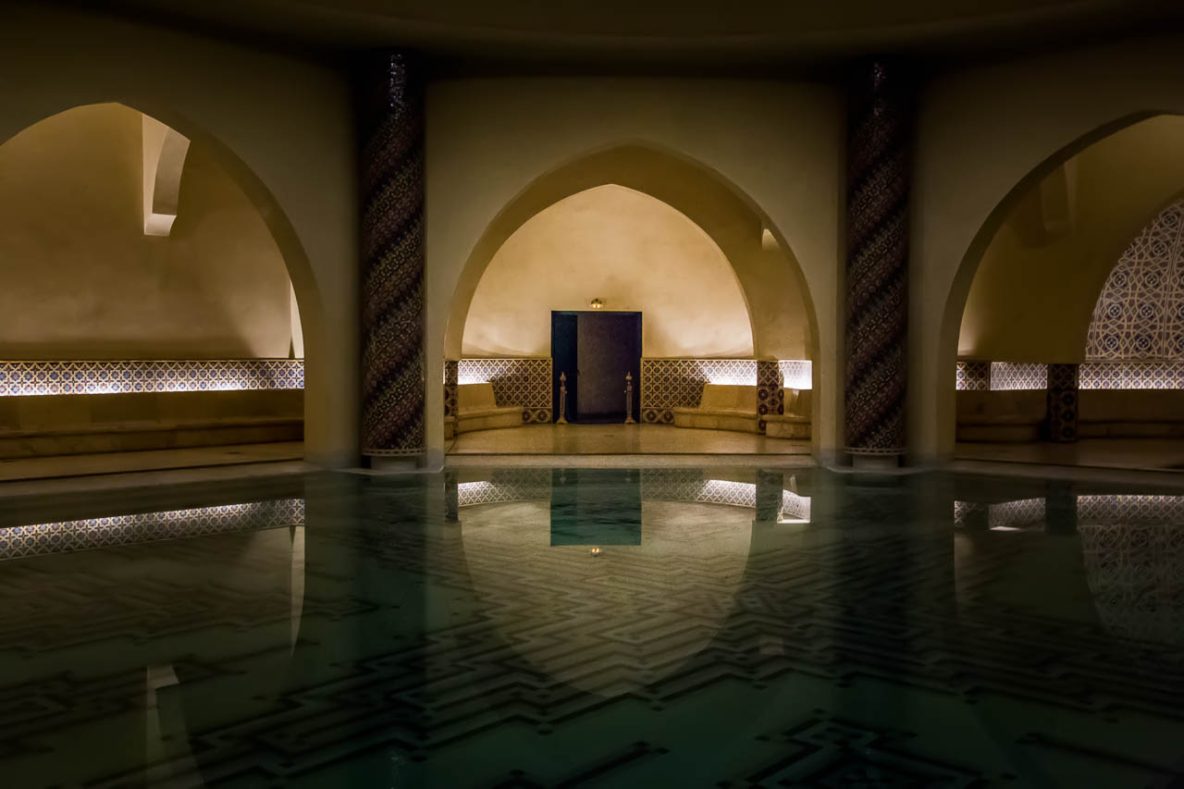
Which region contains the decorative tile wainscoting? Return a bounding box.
[1079,361,1184,390]
[778,360,813,390]
[0,499,304,561]
[989,362,1048,391]
[956,360,1184,391]
[0,359,304,396]
[640,359,754,424]
[640,359,812,424]
[451,358,814,426]
[457,358,552,423]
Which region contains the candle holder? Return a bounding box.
[624,371,635,424]
[557,371,569,425]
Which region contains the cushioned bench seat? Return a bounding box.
[0,389,303,458]
[673,384,760,433]
[1078,390,1184,438]
[456,383,523,434]
[956,390,1045,442]
[764,388,812,439]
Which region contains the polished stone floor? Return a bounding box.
[1,467,1182,787]
[0,441,304,482]
[957,438,1184,472]
[449,424,811,456]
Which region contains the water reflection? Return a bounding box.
[953,489,1184,649]
[0,470,1181,786]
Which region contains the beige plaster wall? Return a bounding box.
[912,33,1184,462]
[462,185,754,358]
[0,3,358,466]
[427,78,843,461]
[0,103,292,359]
[957,116,1184,363]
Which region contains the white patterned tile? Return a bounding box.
[0,360,303,396]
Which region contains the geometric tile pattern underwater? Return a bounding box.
[458,358,552,423]
[0,359,304,396]
[2,472,1182,786]
[1086,198,1184,361]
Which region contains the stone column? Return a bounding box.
[844,60,912,465]
[756,359,784,433]
[1046,363,1080,443]
[360,51,427,461]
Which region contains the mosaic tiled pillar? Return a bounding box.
[755,469,784,523]
[360,51,426,459]
[443,360,458,419]
[844,60,912,462]
[756,360,784,433]
[1046,363,1080,443]
[444,469,459,523]
[1044,482,1078,534]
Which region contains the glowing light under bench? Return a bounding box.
[0,359,304,397]
[0,499,305,560]
[693,359,814,389]
[697,361,757,386]
[779,360,813,390]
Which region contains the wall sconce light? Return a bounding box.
[589,298,605,310]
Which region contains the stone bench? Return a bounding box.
[0,389,303,458]
[1078,390,1184,438]
[456,383,523,434]
[955,390,1045,442]
[764,388,812,439]
[672,384,760,433]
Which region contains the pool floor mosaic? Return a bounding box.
[0,469,1181,787]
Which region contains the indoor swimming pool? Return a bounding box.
[0,467,1181,787]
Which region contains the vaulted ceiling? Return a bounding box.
[59,0,1184,66]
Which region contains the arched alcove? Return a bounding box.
[935,112,1184,450]
[954,115,1184,365]
[0,102,321,461]
[462,184,756,358]
[0,103,302,359]
[444,142,817,364]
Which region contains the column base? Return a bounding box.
[848,451,903,471]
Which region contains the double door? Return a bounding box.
[551,311,642,423]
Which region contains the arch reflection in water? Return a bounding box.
[452,468,809,697]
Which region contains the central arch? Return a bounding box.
[444,142,818,364]
[442,141,822,450]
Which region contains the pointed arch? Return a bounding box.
[443,141,819,365]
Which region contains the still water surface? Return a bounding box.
[0,468,1181,787]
